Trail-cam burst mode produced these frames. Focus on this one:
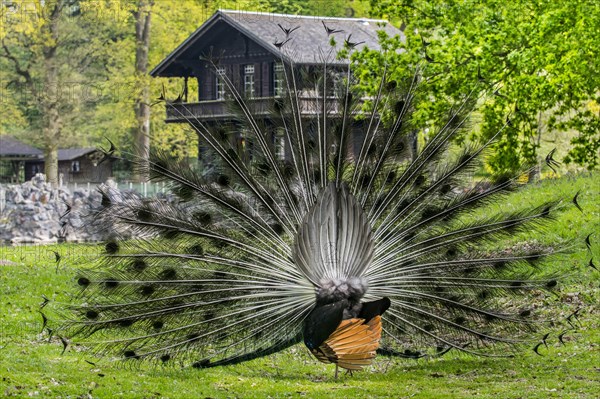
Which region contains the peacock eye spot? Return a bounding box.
[176,185,194,201]
[161,268,177,280]
[136,207,153,221]
[140,285,155,296]
[104,279,119,288]
[192,360,210,368]
[386,170,396,184]
[85,310,99,319]
[519,309,531,317]
[132,259,147,272]
[394,100,405,115]
[440,184,452,194]
[152,320,164,330]
[187,333,200,342]
[118,319,134,327]
[194,211,212,225]
[101,193,111,207]
[395,141,405,153]
[271,223,284,236]
[162,229,179,240]
[546,280,558,288]
[217,174,230,186]
[484,313,497,322]
[77,277,90,286]
[283,162,294,178]
[188,244,204,256]
[494,261,506,269]
[414,175,426,186]
[105,241,119,254]
[123,350,140,360]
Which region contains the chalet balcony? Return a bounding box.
[164,96,363,124]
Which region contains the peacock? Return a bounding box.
[56,23,587,378]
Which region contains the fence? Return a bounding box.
[0,187,5,214]
[59,181,169,197]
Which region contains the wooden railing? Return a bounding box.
[164,96,362,123]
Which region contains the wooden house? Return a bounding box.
[57,148,112,184]
[0,136,112,184]
[150,10,403,162]
[0,135,44,183]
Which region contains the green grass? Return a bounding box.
[1,172,599,398]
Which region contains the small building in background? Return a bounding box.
[0,135,44,183]
[0,136,112,184]
[57,148,112,184]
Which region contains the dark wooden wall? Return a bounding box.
[185,21,279,101]
[59,156,112,184]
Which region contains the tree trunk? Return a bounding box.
[528,110,544,182]
[44,144,59,185]
[41,3,62,187]
[132,0,152,182]
[409,130,419,162]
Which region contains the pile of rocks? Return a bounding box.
[0,174,140,244]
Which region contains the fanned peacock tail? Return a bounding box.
[57,25,585,370]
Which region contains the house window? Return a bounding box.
[237,130,253,161]
[330,70,346,96]
[71,161,80,173]
[273,62,285,97]
[216,66,226,100]
[274,128,285,160]
[244,64,255,98]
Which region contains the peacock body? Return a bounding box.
[60,16,584,375]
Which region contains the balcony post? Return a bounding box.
[184,76,189,102]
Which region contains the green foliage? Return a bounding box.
[562,102,600,170]
[360,0,600,174]
[258,0,356,17]
[1,0,109,147]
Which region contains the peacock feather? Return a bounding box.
[57,22,586,373]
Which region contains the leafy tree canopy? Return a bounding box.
[355,0,599,172]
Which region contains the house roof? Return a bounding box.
[151,9,404,77]
[0,137,100,161]
[0,135,43,158]
[57,148,97,161]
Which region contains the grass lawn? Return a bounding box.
[1,172,599,398]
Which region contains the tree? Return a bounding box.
[1,1,68,185]
[259,0,351,16]
[1,0,117,185]
[361,0,600,174]
[75,0,202,168]
[133,0,152,182]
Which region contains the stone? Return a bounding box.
[0,174,163,244]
